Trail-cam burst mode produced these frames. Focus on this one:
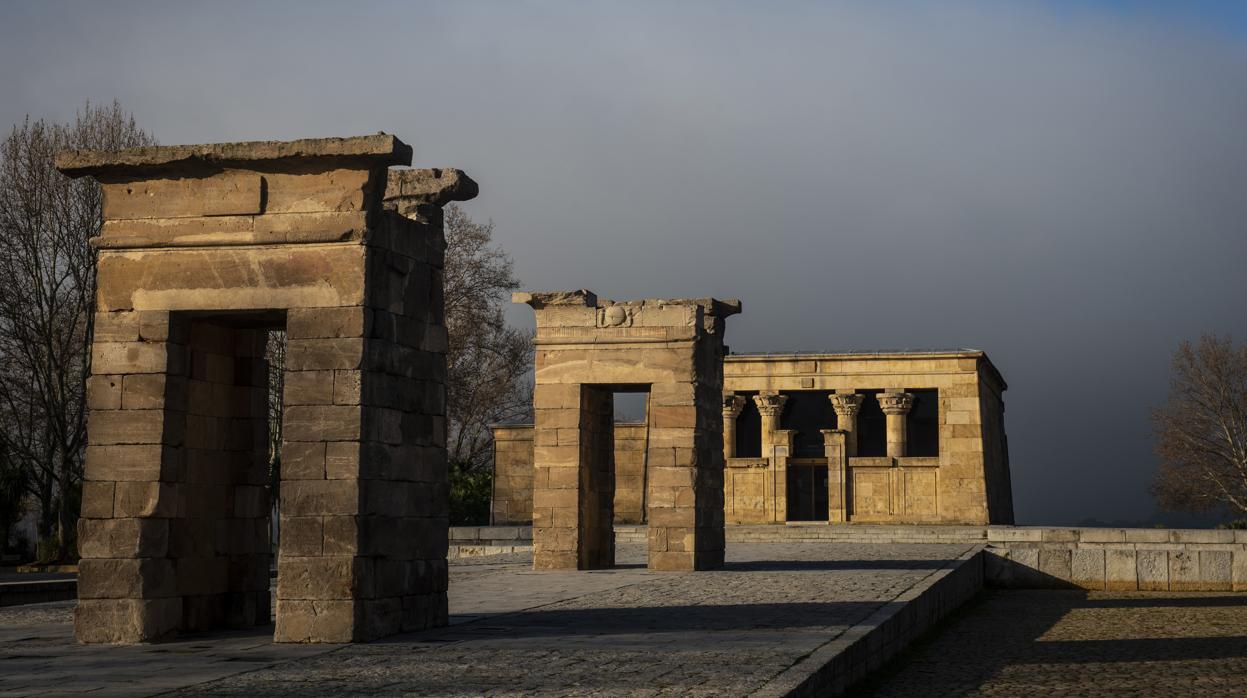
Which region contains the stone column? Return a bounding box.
[820,429,849,523]
[752,394,787,462]
[722,394,745,461]
[878,392,915,459]
[828,393,864,458]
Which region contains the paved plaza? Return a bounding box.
[0,543,972,696]
[860,588,1247,697]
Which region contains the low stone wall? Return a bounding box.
[985,527,1247,592]
[451,524,1247,591]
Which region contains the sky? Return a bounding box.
[2,0,1245,525]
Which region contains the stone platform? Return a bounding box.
[0,542,980,696]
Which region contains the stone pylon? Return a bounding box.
[58,135,475,643]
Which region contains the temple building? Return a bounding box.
[492,349,1013,526]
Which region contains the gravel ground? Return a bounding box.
[857,589,1247,697]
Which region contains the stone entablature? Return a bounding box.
[492,349,1013,529]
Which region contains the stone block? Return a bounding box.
[282,441,327,481]
[87,409,174,446]
[274,599,357,643]
[1169,550,1200,590]
[1105,549,1138,591]
[1070,549,1105,590]
[78,517,169,559]
[75,597,182,644]
[287,306,368,340]
[1137,550,1169,590]
[284,370,335,405]
[78,558,177,599]
[1037,548,1072,585]
[1199,550,1233,591]
[277,555,358,600]
[1234,550,1247,592]
[87,375,123,410]
[281,480,359,517]
[286,338,365,371]
[283,404,362,442]
[112,481,178,518]
[122,373,174,410]
[91,341,172,375]
[81,481,117,519]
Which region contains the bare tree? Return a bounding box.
[0,102,154,560]
[443,204,533,472]
[1151,334,1247,518]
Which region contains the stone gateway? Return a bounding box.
[516,290,741,571]
[57,135,475,644]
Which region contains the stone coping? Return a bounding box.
[56,134,412,177]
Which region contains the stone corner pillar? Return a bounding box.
[828,393,864,458]
[769,428,795,523]
[878,392,915,459]
[722,394,746,461]
[820,429,849,523]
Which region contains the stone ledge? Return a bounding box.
[57,134,412,178]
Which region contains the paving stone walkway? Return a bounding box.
[858,589,1247,697]
[0,542,972,697]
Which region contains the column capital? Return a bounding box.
[722,394,746,417]
[878,392,915,416]
[752,393,787,418]
[828,393,864,418]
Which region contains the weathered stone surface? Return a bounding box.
[56,134,411,176]
[495,348,1012,527]
[65,133,458,646]
[518,290,736,572]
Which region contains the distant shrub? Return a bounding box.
[1217,519,1247,530]
[450,459,492,526]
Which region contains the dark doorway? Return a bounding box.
[857,390,887,457]
[786,461,829,521]
[734,391,762,458]
[906,389,940,457]
[780,391,836,458]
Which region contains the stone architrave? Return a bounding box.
[722,394,746,460]
[59,135,476,644]
[516,290,741,572]
[878,392,915,458]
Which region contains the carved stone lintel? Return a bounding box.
[828,393,864,418]
[877,392,915,416]
[722,394,746,417]
[752,393,787,418]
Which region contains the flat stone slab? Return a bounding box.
[0,543,976,696]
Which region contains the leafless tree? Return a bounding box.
[1151,334,1247,518]
[0,102,154,560]
[443,205,533,471]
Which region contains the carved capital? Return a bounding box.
[828,393,864,418]
[752,393,788,418]
[877,392,915,416]
[722,394,746,418]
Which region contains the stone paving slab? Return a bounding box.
[858,589,1247,697]
[0,542,974,697]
